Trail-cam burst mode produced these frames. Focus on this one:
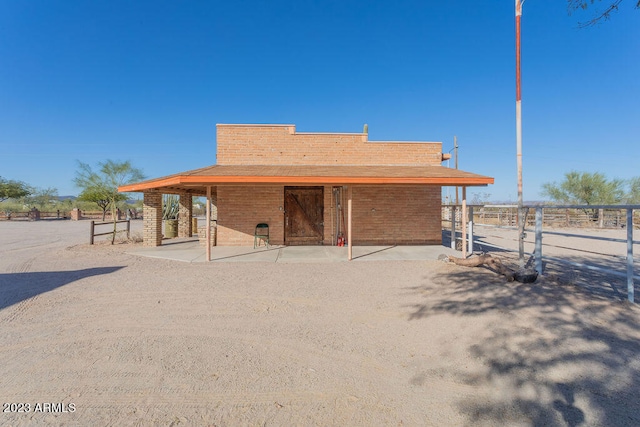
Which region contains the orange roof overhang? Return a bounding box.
[118,165,494,194]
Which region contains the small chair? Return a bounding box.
[254,223,269,248]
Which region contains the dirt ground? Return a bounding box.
[1,220,639,426]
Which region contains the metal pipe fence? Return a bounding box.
[442,204,639,303]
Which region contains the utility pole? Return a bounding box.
[454,135,459,205]
[516,0,525,267]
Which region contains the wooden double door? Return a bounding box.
[284,187,324,245]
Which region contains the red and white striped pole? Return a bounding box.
[516,0,525,267]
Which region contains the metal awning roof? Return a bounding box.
[118,164,494,195]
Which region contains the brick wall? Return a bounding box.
[216,186,285,246]
[350,185,442,245]
[178,191,193,238]
[215,184,441,246]
[143,192,162,247]
[216,124,443,166]
[213,125,444,246]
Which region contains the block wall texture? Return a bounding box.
[198,225,217,246]
[216,186,285,246]
[216,125,443,166]
[210,192,218,221]
[143,192,163,247]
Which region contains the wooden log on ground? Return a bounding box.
[447,253,515,282]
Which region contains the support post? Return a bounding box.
[451,206,456,250]
[178,191,193,237]
[206,186,212,262]
[90,221,95,245]
[516,0,525,268]
[454,135,459,206]
[142,192,163,247]
[535,207,543,274]
[468,206,474,254]
[627,208,635,303]
[126,219,131,240]
[462,187,467,258]
[348,186,353,261]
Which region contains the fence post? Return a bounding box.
[627,208,635,303]
[90,221,95,245]
[535,207,543,274]
[451,206,456,250]
[127,219,131,240]
[468,206,474,254]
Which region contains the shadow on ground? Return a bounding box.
[405,264,640,426]
[442,230,512,255]
[444,226,638,301]
[0,267,125,311]
[540,254,638,302]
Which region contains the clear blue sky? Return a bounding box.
[1,1,638,201]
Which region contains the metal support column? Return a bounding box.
[627,208,635,303]
[516,0,525,268]
[206,186,211,262]
[535,207,543,274]
[468,206,474,254]
[451,206,456,250]
[461,187,467,258]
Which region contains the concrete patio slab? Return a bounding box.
[126,239,461,263]
[352,245,460,261]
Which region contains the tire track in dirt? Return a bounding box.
[8,257,35,274]
[1,257,39,324]
[0,237,63,253]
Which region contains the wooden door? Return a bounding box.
[284,187,324,245]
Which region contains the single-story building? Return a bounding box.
[118,124,493,260]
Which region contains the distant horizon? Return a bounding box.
[5,194,637,208]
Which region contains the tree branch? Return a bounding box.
[568,0,636,28]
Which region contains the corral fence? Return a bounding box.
[90,220,131,244]
[0,208,142,221]
[0,211,32,221]
[39,210,71,219]
[443,205,640,229]
[77,209,142,221]
[0,209,71,221]
[442,204,640,303]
